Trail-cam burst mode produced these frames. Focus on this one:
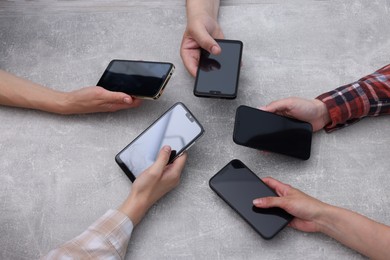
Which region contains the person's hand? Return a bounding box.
[180,13,224,77]
[253,177,330,233]
[118,146,187,225]
[260,97,331,132]
[61,86,142,114]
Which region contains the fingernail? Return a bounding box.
[163,145,171,152]
[253,199,262,205]
[210,45,218,54]
[124,97,132,104]
[259,106,266,110]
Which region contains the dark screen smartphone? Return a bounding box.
[97,59,174,99]
[115,102,204,182]
[233,105,312,160]
[209,159,293,239]
[193,39,243,99]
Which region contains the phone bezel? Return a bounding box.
[233,105,313,160]
[97,59,175,100]
[193,39,243,99]
[209,159,293,239]
[115,102,205,182]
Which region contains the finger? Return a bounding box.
[148,146,172,173]
[253,196,283,209]
[114,92,133,105]
[130,98,143,108]
[97,87,134,105]
[170,152,188,173]
[162,152,188,185]
[262,177,291,196]
[104,97,142,112]
[191,25,221,55]
[180,34,200,77]
[261,99,292,113]
[181,52,199,77]
[216,30,225,40]
[262,177,284,189]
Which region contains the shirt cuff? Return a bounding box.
[88,209,134,259]
[315,83,369,132]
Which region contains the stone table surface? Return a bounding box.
[1,1,389,259]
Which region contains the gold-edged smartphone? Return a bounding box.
[97,59,175,100]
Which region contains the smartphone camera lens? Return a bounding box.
[186,113,195,122]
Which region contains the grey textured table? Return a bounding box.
[1,1,390,259]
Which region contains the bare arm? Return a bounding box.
[0,70,141,114]
[253,177,390,259]
[0,70,66,113]
[318,205,390,259]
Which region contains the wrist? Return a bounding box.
[118,193,151,226]
[53,91,72,114]
[313,203,339,234]
[314,99,331,127]
[186,0,219,21]
[31,89,70,115]
[187,12,216,29]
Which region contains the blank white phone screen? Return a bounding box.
[118,103,202,177]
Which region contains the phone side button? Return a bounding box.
[183,142,196,153]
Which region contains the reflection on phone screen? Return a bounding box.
[98,60,173,97]
[209,160,293,239]
[234,106,312,160]
[194,40,243,98]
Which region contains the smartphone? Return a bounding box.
[116,102,204,182]
[209,159,293,239]
[233,105,312,160]
[193,39,243,99]
[97,59,175,99]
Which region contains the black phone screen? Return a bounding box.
[97,60,174,98]
[209,159,293,239]
[194,39,243,99]
[116,103,204,182]
[233,105,312,160]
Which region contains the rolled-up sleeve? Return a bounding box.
[316,64,390,132]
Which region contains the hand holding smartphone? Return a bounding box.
[194,39,243,99]
[97,59,174,100]
[233,105,312,160]
[115,102,204,182]
[209,160,293,239]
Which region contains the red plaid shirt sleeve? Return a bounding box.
[316,64,390,132]
[42,209,133,260]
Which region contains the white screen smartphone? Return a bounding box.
[116,102,204,181]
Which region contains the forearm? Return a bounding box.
[317,205,390,259]
[0,70,68,114]
[186,0,220,20]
